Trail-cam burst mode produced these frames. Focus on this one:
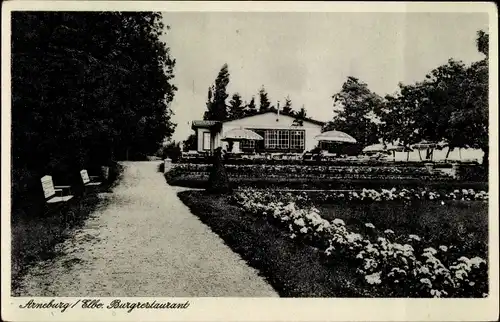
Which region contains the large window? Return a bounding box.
[203,132,211,150]
[265,130,278,149]
[236,129,305,152]
[260,129,304,152]
[290,130,305,150]
[278,130,290,149]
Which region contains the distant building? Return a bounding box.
[190,111,324,153]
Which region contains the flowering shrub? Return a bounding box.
[232,189,488,297]
[316,188,489,203]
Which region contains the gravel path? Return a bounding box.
[16,161,277,297]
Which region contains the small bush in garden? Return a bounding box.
[207,148,232,194]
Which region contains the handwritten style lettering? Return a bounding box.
[107,299,190,313]
[19,299,71,313]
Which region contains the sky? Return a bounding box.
[160,12,489,142]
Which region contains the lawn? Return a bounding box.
[178,190,371,297]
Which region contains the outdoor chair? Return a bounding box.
[41,175,73,207]
[80,169,102,187]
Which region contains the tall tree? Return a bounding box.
[282,96,294,115]
[228,93,245,120]
[378,30,489,165]
[258,86,271,113]
[447,30,489,167]
[204,64,230,121]
[11,12,177,201]
[292,105,307,126]
[245,96,258,116]
[203,85,214,120]
[325,77,382,147]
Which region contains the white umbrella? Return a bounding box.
[386,143,412,161]
[315,130,357,143]
[386,143,408,152]
[221,128,263,154]
[362,143,386,153]
[411,140,440,149]
[221,128,263,141]
[411,140,445,161]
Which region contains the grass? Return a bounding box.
[315,199,488,258]
[10,164,123,295]
[178,190,371,297]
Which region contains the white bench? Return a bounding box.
[41,175,74,204]
[80,169,102,187]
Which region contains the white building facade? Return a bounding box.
[191,111,324,154]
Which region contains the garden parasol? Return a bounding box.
[315,130,357,143]
[362,143,387,153]
[222,128,264,141]
[386,143,411,161]
[221,128,263,153]
[411,140,446,161]
[315,130,357,155]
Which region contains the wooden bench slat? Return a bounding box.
[47,195,73,203]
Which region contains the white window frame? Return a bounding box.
[202,132,211,150]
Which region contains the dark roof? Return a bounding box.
[191,120,222,129]
[192,111,325,129]
[227,110,325,126]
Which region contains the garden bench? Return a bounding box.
[80,169,102,187]
[41,175,73,205]
[101,166,110,180]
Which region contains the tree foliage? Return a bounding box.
[258,86,272,113]
[377,30,488,165]
[11,12,177,200]
[244,96,258,116]
[204,64,230,121]
[282,96,294,115]
[325,76,382,147]
[228,93,245,120]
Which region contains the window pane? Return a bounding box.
[203,132,211,150]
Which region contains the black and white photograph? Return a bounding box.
[2,1,498,321]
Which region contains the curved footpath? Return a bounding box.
[15,161,277,297]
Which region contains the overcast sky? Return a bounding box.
[160,12,488,142]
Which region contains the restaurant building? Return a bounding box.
[191,111,324,154]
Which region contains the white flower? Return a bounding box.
[384,229,395,234]
[469,256,486,268]
[332,218,345,226]
[346,232,363,243]
[290,233,296,239]
[423,247,437,255]
[439,245,448,252]
[299,227,308,234]
[365,223,375,229]
[420,278,432,288]
[430,289,446,298]
[408,234,421,242]
[294,218,305,227]
[365,271,382,285]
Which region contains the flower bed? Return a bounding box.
[313,188,489,203]
[167,163,453,181]
[232,189,488,297]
